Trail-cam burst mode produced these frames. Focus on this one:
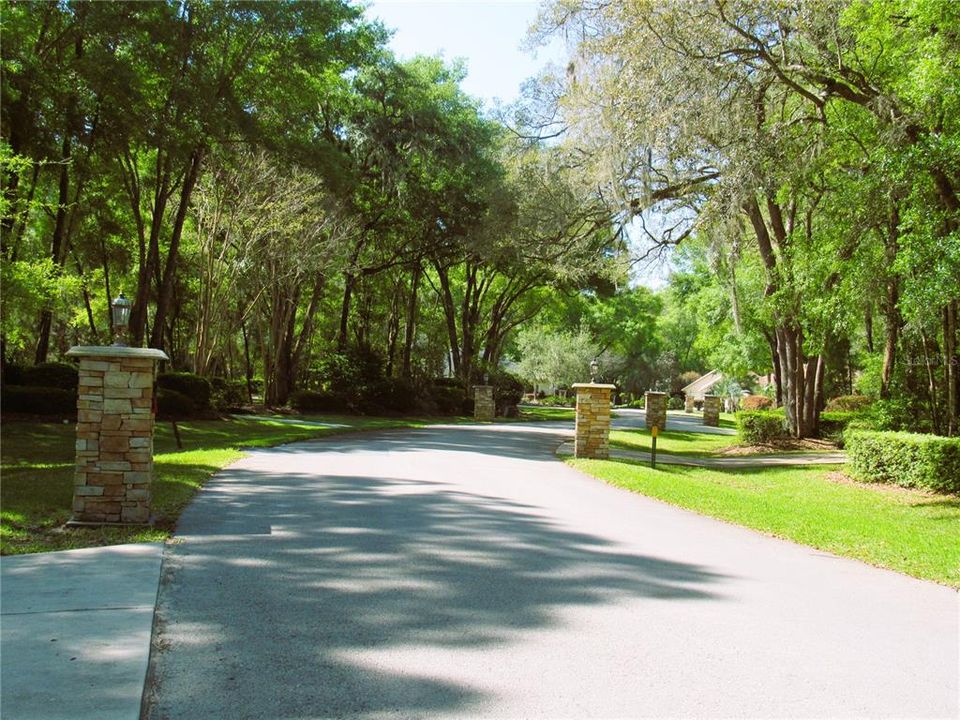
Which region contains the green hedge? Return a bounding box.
[736,410,788,444]
[19,362,79,390]
[157,372,211,410]
[289,390,348,413]
[845,430,960,494]
[156,388,197,419]
[2,385,77,415]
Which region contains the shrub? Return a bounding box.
[288,390,348,413]
[490,370,524,413]
[20,362,79,391]
[736,410,788,445]
[2,385,76,415]
[540,394,575,407]
[156,388,197,419]
[360,378,417,414]
[819,410,869,444]
[845,430,960,494]
[627,398,645,409]
[157,372,211,410]
[865,398,914,431]
[209,377,248,411]
[667,396,685,410]
[824,394,873,413]
[741,395,774,411]
[429,384,467,415]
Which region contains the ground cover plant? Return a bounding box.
[0,415,435,555]
[568,459,960,588]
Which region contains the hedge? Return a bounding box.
[845,430,960,494]
[736,410,788,444]
[289,390,348,413]
[2,385,77,415]
[741,395,774,411]
[156,388,197,419]
[19,362,79,391]
[824,394,873,412]
[157,372,211,410]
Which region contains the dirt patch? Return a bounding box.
[717,437,839,455]
[821,469,954,501]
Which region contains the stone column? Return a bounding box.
[473,384,495,421]
[684,394,695,413]
[65,346,168,526]
[702,394,721,427]
[644,391,667,430]
[572,383,615,459]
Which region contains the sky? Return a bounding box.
[365,0,563,108]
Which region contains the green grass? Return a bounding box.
[568,458,960,588]
[0,414,436,555]
[609,428,735,457]
[516,406,575,421]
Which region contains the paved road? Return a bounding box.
[556,441,846,467]
[613,408,738,435]
[145,423,958,719]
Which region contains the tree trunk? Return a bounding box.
[946,301,958,436]
[150,148,203,350]
[401,263,421,379]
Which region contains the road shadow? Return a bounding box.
[146,468,727,718]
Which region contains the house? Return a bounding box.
[681,369,725,411]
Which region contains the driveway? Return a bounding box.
[613,408,737,435]
[145,423,958,719]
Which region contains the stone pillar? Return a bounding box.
[65,346,168,526]
[572,383,615,459]
[473,384,495,421]
[684,394,695,413]
[702,394,721,427]
[644,391,667,430]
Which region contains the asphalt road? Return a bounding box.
[145,422,958,719]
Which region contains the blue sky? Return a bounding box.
[365,1,564,107]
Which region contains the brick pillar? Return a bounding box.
[702,394,721,427]
[644,391,667,430]
[684,394,695,413]
[65,346,168,526]
[572,383,615,459]
[473,385,495,421]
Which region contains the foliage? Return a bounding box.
[157,373,211,411]
[667,396,684,410]
[846,430,960,494]
[824,396,874,413]
[289,390,348,413]
[209,378,248,412]
[1,386,76,416]
[513,324,598,390]
[736,411,788,445]
[741,395,774,411]
[490,369,525,413]
[17,362,78,391]
[155,388,197,420]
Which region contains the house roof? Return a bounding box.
[681,369,724,395]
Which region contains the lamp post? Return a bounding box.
[590,358,600,383]
[111,292,131,346]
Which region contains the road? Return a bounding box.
[145,422,958,719]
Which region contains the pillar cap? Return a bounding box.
[572,383,616,389]
[644,391,668,396]
[67,345,169,361]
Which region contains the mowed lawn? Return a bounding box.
[0,415,432,554]
[569,458,960,588]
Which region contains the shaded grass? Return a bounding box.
[516,406,575,422]
[0,415,438,555]
[568,458,960,588]
[609,428,734,457]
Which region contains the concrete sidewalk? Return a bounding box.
[1,543,163,720]
[557,440,846,467]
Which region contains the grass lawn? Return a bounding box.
[609,428,735,457]
[568,458,960,588]
[0,414,437,555]
[516,406,575,422]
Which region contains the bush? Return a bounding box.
[819,410,869,444]
[20,362,79,391]
[209,377,248,411]
[741,395,774,411]
[865,398,914,431]
[429,384,467,415]
[490,370,524,414]
[845,430,960,494]
[288,390,348,413]
[627,398,645,409]
[2,385,76,415]
[667,396,685,410]
[736,410,788,445]
[156,388,197,419]
[540,394,575,407]
[824,394,873,413]
[157,372,211,411]
[360,378,417,414]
